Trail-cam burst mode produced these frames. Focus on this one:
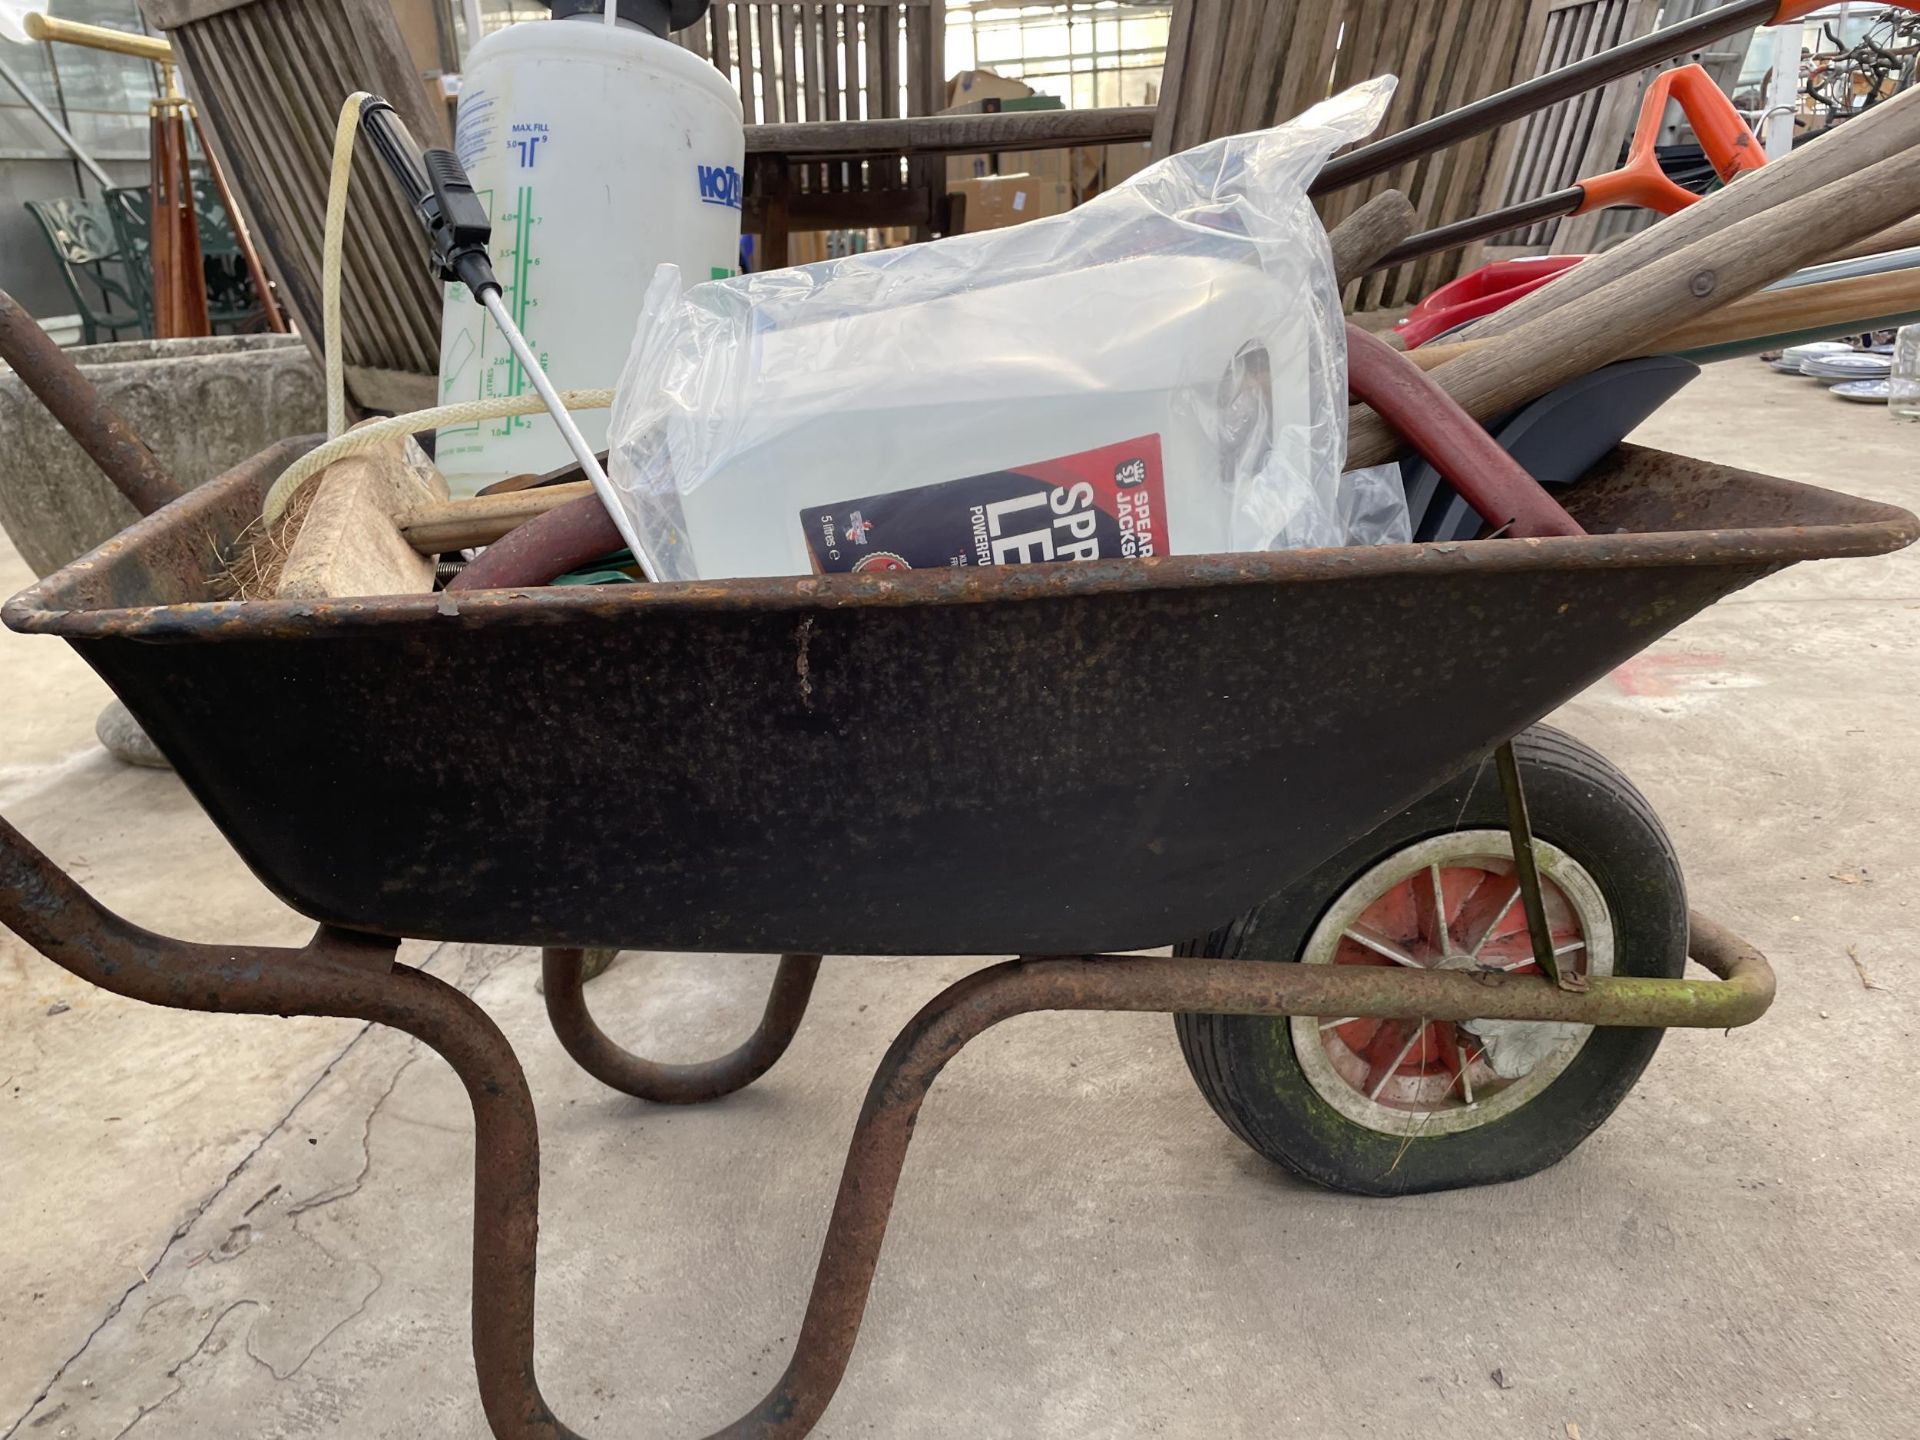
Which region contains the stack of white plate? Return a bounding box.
[1802,352,1894,381]
[1784,341,1856,362]
[1770,341,1854,374]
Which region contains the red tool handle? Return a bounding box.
[1346,324,1585,540]
[1575,63,1764,217]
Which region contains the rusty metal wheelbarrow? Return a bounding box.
[3,425,1914,1436]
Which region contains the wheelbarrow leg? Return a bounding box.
[541,948,822,1104]
[0,812,571,1438]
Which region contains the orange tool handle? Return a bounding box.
[1575,63,1765,216]
[1774,0,1920,20]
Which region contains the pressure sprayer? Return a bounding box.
[356,95,664,581]
[434,0,744,495]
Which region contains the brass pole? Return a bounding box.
[24,12,175,65]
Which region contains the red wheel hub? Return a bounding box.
[1324,860,1588,1109]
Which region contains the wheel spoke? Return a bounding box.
[1342,924,1424,968]
[1437,1022,1475,1107]
[1496,938,1585,972]
[1318,1016,1359,1031]
[1460,1046,1482,1105]
[1367,1021,1426,1100]
[1443,1021,1482,1113]
[1468,886,1522,959]
[1430,864,1451,951]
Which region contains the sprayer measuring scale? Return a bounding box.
[436,0,743,497]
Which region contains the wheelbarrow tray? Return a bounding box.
[6,440,1913,955]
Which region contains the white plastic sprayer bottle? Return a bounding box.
[436,0,744,496]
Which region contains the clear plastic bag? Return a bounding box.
[608,77,1403,583]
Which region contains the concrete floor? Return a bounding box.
[1,359,1915,1440]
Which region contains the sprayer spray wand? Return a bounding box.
[356,96,662,583]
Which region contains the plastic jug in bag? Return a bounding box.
[674,254,1318,579]
[610,78,1404,582]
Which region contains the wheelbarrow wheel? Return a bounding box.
[1174,725,1686,1197]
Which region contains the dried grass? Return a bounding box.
[208,480,320,602]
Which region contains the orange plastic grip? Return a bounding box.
[1574,63,1764,216]
[1774,0,1920,21]
[1664,62,1767,182]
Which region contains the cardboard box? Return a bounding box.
[947,152,995,187]
[946,68,1036,109]
[953,143,1072,191]
[950,174,1073,233]
[1022,147,1073,188]
[1102,142,1155,191]
[952,145,1116,206]
[940,68,1125,209]
[1071,146,1106,198]
[944,70,1040,190]
[1069,142,1155,204]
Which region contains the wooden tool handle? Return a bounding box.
[1327,190,1418,288]
[1821,214,1920,266]
[1774,0,1920,19]
[1402,267,1920,371]
[398,481,594,553]
[1348,145,1920,468]
[277,435,447,600]
[1655,267,1920,352]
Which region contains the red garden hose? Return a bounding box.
[1345,323,1586,540]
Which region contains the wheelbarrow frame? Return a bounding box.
[1,804,1773,1439]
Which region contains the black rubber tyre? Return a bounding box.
[1175,725,1686,1197]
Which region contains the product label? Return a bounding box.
[453,89,497,171]
[697,163,744,210]
[800,435,1166,574]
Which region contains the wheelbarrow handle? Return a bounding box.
[1573,64,1765,218]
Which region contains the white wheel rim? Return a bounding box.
[1289,830,1616,1138]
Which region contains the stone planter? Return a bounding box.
[0,334,322,578]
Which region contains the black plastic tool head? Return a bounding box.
[546,0,711,35]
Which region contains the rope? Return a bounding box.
[323,92,372,440]
[261,390,613,525]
